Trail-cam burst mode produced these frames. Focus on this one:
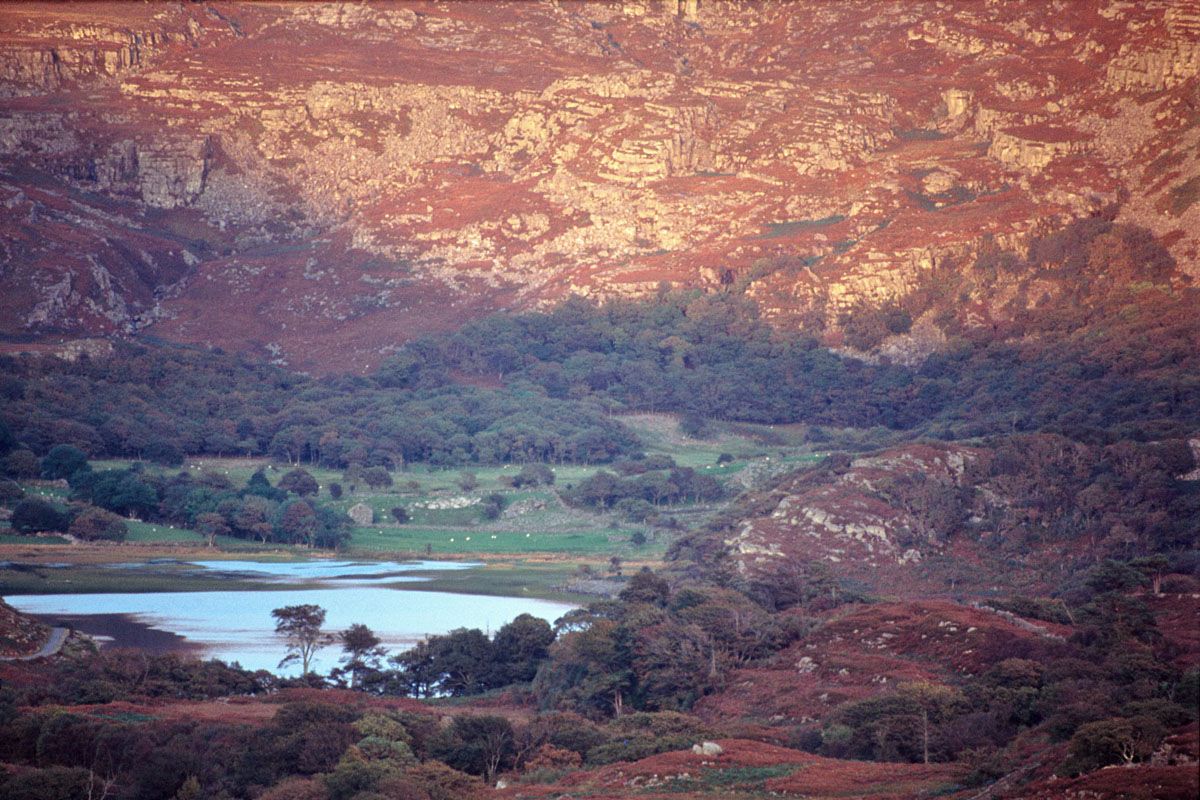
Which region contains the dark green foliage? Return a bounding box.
[143,440,184,467]
[1173,665,1200,709]
[245,470,288,504]
[322,761,394,800]
[391,505,409,524]
[585,712,710,765]
[272,604,332,674]
[390,629,495,697]
[6,222,1196,476]
[271,499,350,548]
[821,694,924,761]
[536,576,805,718]
[424,628,492,697]
[0,417,16,456]
[0,766,91,800]
[957,434,1200,556]
[491,613,555,685]
[480,492,505,520]
[1086,560,1146,593]
[387,639,440,698]
[429,715,514,782]
[838,302,912,350]
[0,478,25,506]
[40,445,89,480]
[29,649,271,704]
[10,498,69,534]
[66,507,128,541]
[1062,715,1167,773]
[513,463,555,487]
[279,468,320,496]
[0,342,641,473]
[361,466,393,489]
[619,569,670,606]
[567,465,722,510]
[71,469,158,519]
[328,481,343,499]
[248,470,272,491]
[386,616,557,698]
[614,497,655,522]
[679,413,710,438]
[337,623,385,689]
[2,449,39,479]
[232,702,360,788]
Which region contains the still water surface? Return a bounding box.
[8,560,576,676]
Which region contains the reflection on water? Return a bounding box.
[8,560,574,676]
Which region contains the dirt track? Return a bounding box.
[0,626,67,661]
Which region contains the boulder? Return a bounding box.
[347,502,373,525]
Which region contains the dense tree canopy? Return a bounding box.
[3,221,1196,481]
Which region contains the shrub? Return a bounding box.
[679,414,710,439]
[279,468,320,497]
[0,478,24,506]
[40,445,89,480]
[1063,716,1166,774]
[2,449,40,479]
[514,463,554,487]
[585,713,708,766]
[0,766,92,800]
[11,498,69,534]
[323,761,396,800]
[67,507,128,542]
[525,743,582,771]
[362,467,393,489]
[481,493,505,520]
[258,777,328,800]
[144,440,185,467]
[614,497,655,522]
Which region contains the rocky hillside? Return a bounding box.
[671,432,1199,598]
[1,1,1198,371]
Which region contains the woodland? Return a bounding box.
[0,220,1197,799]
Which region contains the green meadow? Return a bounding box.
[3,415,828,597]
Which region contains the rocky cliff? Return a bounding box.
[0,1,1196,371]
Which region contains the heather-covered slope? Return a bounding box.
[1,1,1197,371]
[671,434,1199,595]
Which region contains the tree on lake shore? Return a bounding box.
[337,623,386,688]
[272,604,332,675]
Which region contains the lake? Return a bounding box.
[6,560,577,676]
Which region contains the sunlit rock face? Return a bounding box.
[1,1,1196,371]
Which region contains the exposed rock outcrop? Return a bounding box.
[0,1,1195,371]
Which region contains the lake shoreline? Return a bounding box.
[4,559,581,675]
[29,611,207,658]
[0,543,617,602]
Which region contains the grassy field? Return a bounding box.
[125,520,206,544]
[3,413,832,596]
